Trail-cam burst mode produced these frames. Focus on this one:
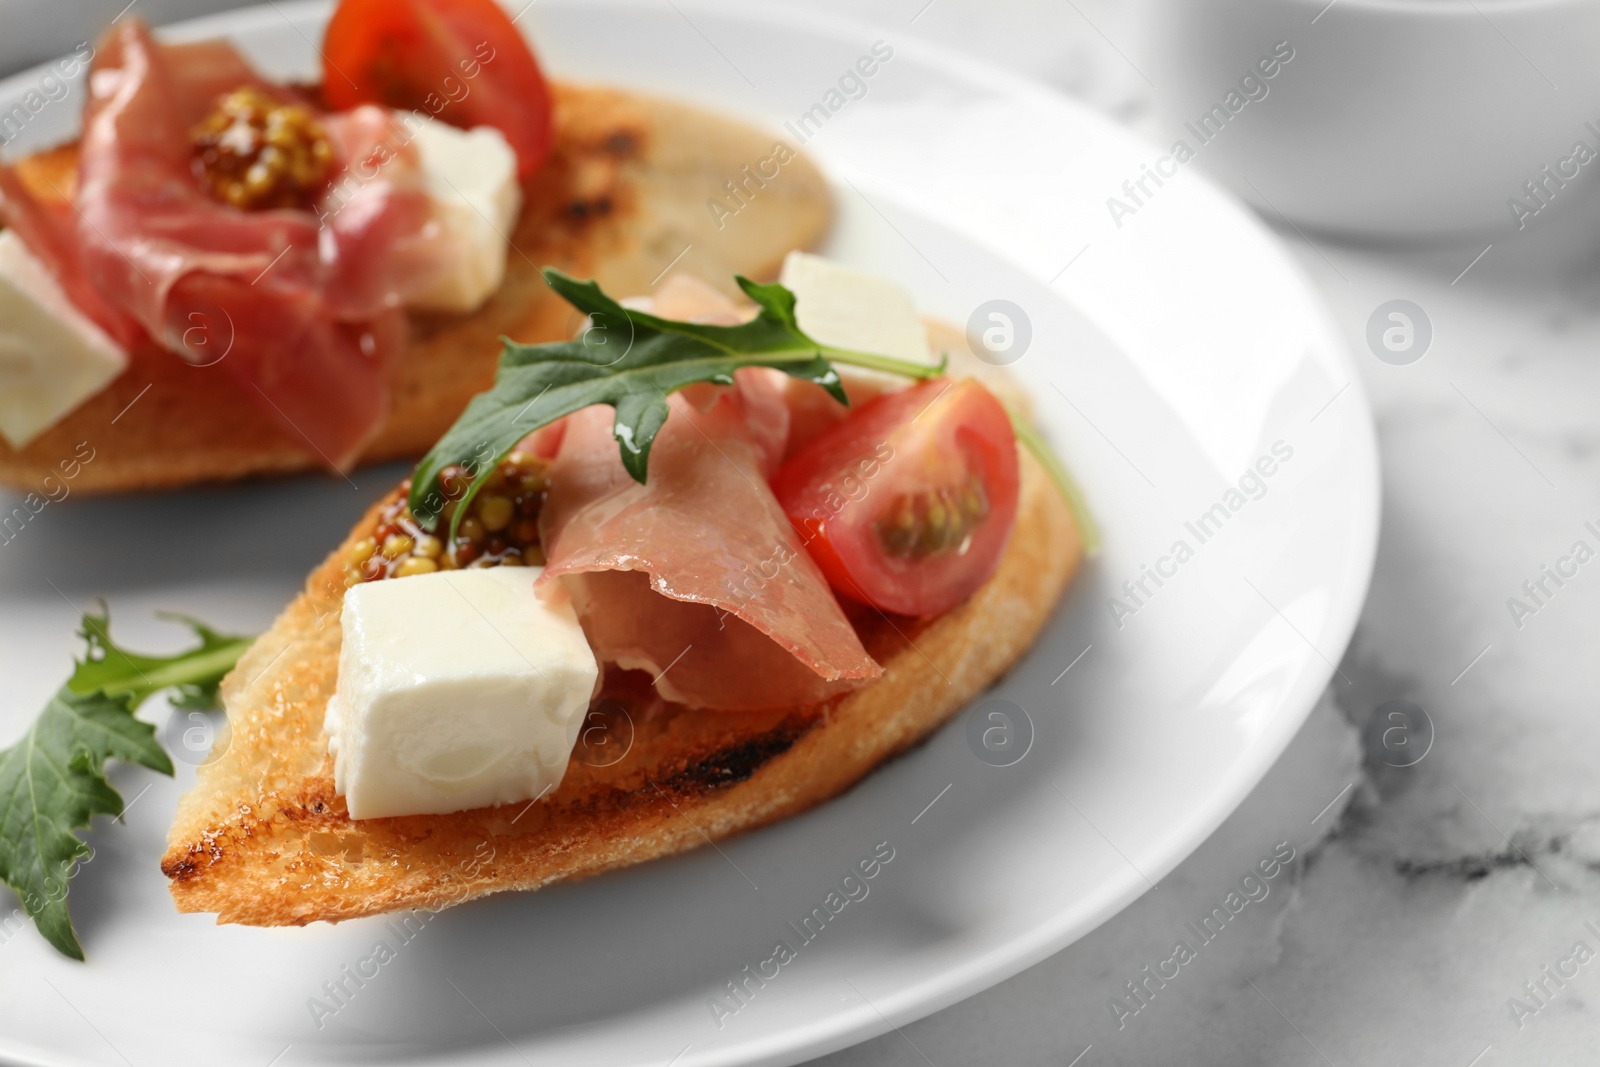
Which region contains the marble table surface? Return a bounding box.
[795,4,1600,1066]
[810,224,1600,1067]
[4,1,1597,1064]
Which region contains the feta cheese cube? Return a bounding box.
[402,115,522,314]
[0,229,127,449]
[779,251,932,365]
[325,566,599,820]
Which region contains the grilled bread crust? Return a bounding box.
[0,83,830,493]
[162,452,1081,926]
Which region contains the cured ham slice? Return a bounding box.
[539,380,882,712]
[68,21,440,468]
[620,272,911,461]
[315,107,475,321]
[618,273,788,473]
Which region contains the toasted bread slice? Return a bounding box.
[0,83,829,494]
[162,451,1080,925]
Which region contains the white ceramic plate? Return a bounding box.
[0,3,1379,1065]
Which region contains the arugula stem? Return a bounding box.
[817,344,945,380]
[86,638,254,707]
[737,343,943,380]
[1008,408,1101,556]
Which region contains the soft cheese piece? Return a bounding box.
[779,251,932,365]
[404,116,522,314]
[0,230,128,449]
[325,566,599,820]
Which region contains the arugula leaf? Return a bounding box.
[407,269,943,531]
[70,611,254,710]
[0,607,252,959]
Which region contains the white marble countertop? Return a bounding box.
[810,223,1600,1067]
[5,1,1597,1063]
[797,4,1600,1066]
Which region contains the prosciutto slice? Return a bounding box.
[539,374,883,711]
[65,21,447,468]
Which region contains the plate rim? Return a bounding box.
[0,3,1381,1065]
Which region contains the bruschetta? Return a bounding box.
[161,256,1086,925]
[0,2,829,494]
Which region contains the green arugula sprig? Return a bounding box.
[407,269,945,534]
[0,608,251,959]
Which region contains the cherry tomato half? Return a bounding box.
[774,378,1020,617]
[322,0,553,179]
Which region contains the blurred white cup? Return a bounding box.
[1136,0,1600,240]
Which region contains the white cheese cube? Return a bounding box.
[402,115,522,314]
[779,251,932,366]
[325,566,599,820]
[0,229,126,449]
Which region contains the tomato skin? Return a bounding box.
[322,0,553,179]
[774,378,1020,617]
